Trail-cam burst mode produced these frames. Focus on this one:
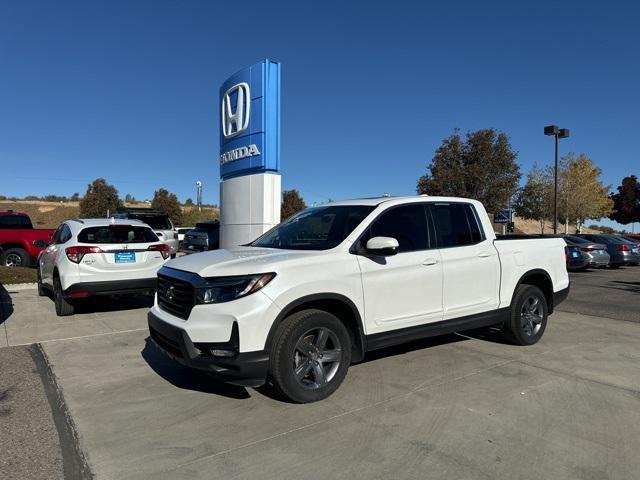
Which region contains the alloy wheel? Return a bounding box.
[5,253,22,267]
[520,296,543,337]
[292,327,342,389]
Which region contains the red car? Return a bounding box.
[0,211,55,267]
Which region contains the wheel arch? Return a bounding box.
[265,293,367,363]
[514,269,555,313]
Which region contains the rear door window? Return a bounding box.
[431,203,486,248]
[78,226,159,244]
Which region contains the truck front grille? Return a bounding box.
[157,274,195,320]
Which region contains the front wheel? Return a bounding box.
[269,309,352,403]
[502,284,548,346]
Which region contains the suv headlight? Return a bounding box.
[195,273,276,304]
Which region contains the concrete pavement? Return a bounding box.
[41,309,640,480]
[1,266,639,479]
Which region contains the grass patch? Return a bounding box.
[0,267,37,285]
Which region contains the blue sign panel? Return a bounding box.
[494,208,514,224]
[219,60,280,180]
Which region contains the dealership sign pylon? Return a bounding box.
[218,60,281,248]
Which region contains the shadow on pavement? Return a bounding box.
[605,280,640,294]
[360,333,469,364]
[67,294,154,315]
[140,337,251,400]
[0,284,14,326]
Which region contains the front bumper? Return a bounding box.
[64,277,157,297]
[148,310,269,387]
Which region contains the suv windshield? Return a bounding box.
[251,205,374,251]
[78,226,159,244]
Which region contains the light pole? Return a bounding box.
[544,125,570,234]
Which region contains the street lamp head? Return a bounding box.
[544,125,559,136]
[558,128,570,139]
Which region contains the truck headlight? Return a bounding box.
[195,273,276,304]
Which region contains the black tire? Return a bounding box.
[1,247,30,267]
[53,275,74,316]
[269,309,352,403]
[502,284,548,346]
[37,266,47,297]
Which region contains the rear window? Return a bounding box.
[78,226,159,244]
[128,215,172,230]
[0,214,32,229]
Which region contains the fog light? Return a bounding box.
[210,349,235,358]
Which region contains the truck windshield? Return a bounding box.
[250,205,374,251]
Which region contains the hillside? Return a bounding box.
[0,200,219,228]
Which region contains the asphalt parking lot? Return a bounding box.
[1,266,639,479]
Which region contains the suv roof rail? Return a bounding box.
[67,218,85,224]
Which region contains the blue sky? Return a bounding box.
[1,1,638,227]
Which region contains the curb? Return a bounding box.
[4,283,38,291]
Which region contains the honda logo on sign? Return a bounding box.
[221,82,250,138]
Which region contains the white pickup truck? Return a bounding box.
[148,196,569,403]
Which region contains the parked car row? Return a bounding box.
[552,233,638,271]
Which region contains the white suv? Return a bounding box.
[148,196,569,403]
[38,218,171,316]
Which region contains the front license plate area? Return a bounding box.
[115,251,136,263]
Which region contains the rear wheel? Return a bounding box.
[53,275,74,316]
[502,284,548,346]
[37,266,47,297]
[269,309,351,403]
[1,247,29,267]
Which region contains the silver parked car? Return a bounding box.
[564,235,610,267]
[577,234,640,267]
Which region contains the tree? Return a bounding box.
[281,189,306,220]
[79,178,122,218]
[417,128,521,213]
[151,188,182,225]
[70,192,80,202]
[557,153,613,232]
[185,198,194,206]
[609,175,640,226]
[513,165,553,233]
[124,193,133,203]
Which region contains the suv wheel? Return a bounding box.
[1,248,29,267]
[269,309,351,403]
[503,284,548,345]
[53,275,75,316]
[37,266,47,297]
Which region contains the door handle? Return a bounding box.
[477,252,491,258]
[422,258,438,266]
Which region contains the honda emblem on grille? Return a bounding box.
[165,285,175,301]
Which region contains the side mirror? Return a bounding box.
[32,239,47,248]
[365,236,399,256]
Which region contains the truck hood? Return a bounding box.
[163,247,319,277]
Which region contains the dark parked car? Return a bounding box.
[181,221,220,253]
[563,235,610,267]
[577,234,640,267]
[564,244,589,271]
